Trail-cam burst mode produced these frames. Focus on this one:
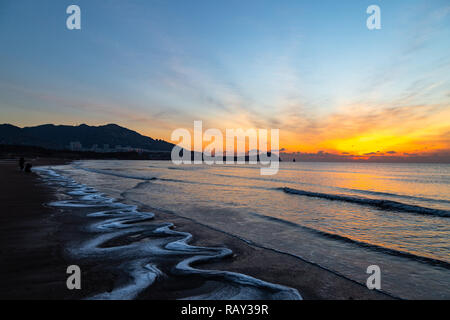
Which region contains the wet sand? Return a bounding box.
[0,159,76,299]
[0,159,393,300]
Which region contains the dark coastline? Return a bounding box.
[0,159,76,299]
[0,159,393,300]
[0,144,173,161]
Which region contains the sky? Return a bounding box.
[0,0,449,160]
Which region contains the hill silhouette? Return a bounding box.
[0,123,174,151]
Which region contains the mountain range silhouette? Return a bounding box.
[0,123,174,151]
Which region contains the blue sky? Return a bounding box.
[0,0,449,155]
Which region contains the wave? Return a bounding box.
[305,227,450,270]
[73,165,158,181]
[211,173,449,205]
[75,164,449,206]
[167,166,209,171]
[75,165,279,191]
[281,187,450,217]
[238,210,450,270]
[35,167,301,300]
[349,189,450,205]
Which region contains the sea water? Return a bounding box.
[40,160,450,299]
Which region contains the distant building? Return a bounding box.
[67,142,145,153]
[69,141,82,151]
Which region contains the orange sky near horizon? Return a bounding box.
[131,100,450,158]
[277,103,450,156]
[5,97,449,159]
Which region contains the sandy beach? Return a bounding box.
[0,159,393,300]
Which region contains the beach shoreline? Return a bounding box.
[0,159,393,300]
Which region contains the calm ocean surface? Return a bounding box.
[50,160,450,299]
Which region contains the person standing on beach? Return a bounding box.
[19,157,25,171]
[24,162,32,173]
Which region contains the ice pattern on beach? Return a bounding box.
[35,167,302,300]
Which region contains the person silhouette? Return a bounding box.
[19,157,25,171]
[24,162,32,173]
